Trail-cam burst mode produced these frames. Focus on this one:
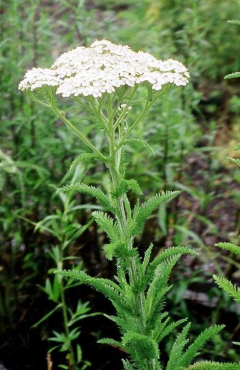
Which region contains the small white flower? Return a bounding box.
[19,40,189,98]
[18,68,61,91]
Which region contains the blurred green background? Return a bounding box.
[0,0,240,369]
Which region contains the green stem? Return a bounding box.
[51,104,106,161]
[59,275,76,369]
[106,106,155,370]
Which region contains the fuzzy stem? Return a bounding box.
[106,101,155,370]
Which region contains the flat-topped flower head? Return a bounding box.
[19,40,189,98]
[18,68,61,91]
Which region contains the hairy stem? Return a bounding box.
[107,107,155,370]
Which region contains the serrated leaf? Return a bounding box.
[122,331,159,362]
[228,158,240,167]
[233,143,240,151]
[213,275,240,302]
[70,153,106,171]
[224,71,240,79]
[215,242,240,257]
[98,338,123,348]
[181,325,224,367]
[93,211,119,242]
[187,362,240,370]
[56,183,114,212]
[123,138,155,155]
[227,20,240,25]
[132,191,180,236]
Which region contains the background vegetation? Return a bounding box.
[0,0,240,369]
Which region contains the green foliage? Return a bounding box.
[92,211,120,241]
[166,324,224,370]
[187,362,240,370]
[215,242,240,257]
[213,276,240,302]
[122,331,159,363]
[3,0,240,367]
[57,183,115,212]
[225,72,240,79]
[70,153,107,171]
[132,191,180,236]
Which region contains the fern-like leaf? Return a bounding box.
[180,325,224,367]
[70,153,107,171]
[228,158,240,167]
[132,191,180,236]
[98,338,123,349]
[55,270,134,315]
[122,359,138,370]
[187,361,240,369]
[146,255,181,321]
[213,275,240,302]
[166,323,191,370]
[233,143,240,151]
[215,242,240,257]
[93,211,119,242]
[142,243,154,274]
[146,246,197,285]
[156,318,188,343]
[224,71,240,79]
[112,179,143,198]
[122,331,159,363]
[123,138,155,155]
[57,183,115,212]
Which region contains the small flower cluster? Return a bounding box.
[19,40,189,98]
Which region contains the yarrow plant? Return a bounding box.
[19,40,239,370]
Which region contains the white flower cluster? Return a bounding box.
[19,40,189,98]
[18,68,61,91]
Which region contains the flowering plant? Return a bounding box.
[20,40,239,370]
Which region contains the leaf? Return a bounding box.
[57,183,115,212]
[213,275,240,302]
[233,143,240,151]
[104,242,125,260]
[98,338,123,348]
[31,304,61,328]
[224,71,240,79]
[112,179,143,197]
[227,20,240,25]
[122,331,159,363]
[146,256,181,320]
[146,246,197,285]
[166,324,191,370]
[228,158,240,167]
[55,270,132,315]
[141,244,154,274]
[132,191,180,236]
[93,211,119,242]
[126,179,143,195]
[156,318,188,343]
[123,138,155,155]
[187,362,240,370]
[215,242,240,257]
[181,325,224,367]
[122,359,137,370]
[70,153,107,171]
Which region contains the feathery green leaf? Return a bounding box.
[213,275,240,302]
[187,362,240,370]
[215,242,240,257]
[132,191,180,236]
[224,71,240,79]
[70,153,107,171]
[57,183,115,211]
[181,325,224,367]
[93,211,119,241]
